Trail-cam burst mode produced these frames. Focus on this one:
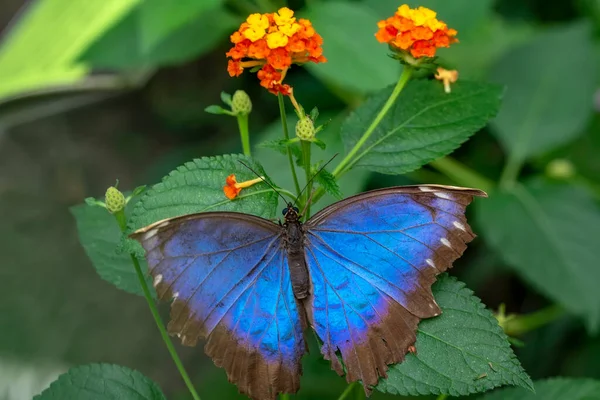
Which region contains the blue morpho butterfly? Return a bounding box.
[131,177,486,400]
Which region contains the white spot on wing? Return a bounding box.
[418,186,436,192]
[173,292,179,300]
[440,238,452,248]
[434,192,451,200]
[453,221,466,231]
[153,274,163,287]
[142,228,158,241]
[426,258,436,269]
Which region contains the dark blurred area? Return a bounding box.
[0,0,599,399]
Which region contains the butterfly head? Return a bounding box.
[282,204,301,222]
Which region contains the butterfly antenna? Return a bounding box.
[295,153,339,208]
[238,160,290,205]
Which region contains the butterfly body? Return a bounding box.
[282,207,310,300]
[132,185,486,400]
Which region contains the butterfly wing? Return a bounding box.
[303,185,486,393]
[131,213,306,400]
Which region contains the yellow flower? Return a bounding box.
[279,22,301,37]
[247,13,269,30]
[266,31,289,49]
[273,7,296,26]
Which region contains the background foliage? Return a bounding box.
[0,0,599,399]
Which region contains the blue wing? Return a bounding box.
[304,185,485,393]
[132,213,306,400]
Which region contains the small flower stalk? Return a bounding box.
[376,5,457,67]
[435,67,459,93]
[226,7,326,96]
[224,174,264,200]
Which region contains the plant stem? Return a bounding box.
[278,93,301,197]
[310,67,413,205]
[237,113,251,157]
[331,66,413,179]
[503,305,565,337]
[279,394,290,400]
[301,139,312,218]
[499,151,524,190]
[113,211,201,400]
[337,382,358,400]
[436,394,448,400]
[429,157,495,193]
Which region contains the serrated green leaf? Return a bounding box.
[258,139,303,160]
[34,363,166,400]
[301,2,399,93]
[80,4,237,69]
[490,22,597,159]
[312,138,327,150]
[138,0,224,51]
[477,180,600,332]
[480,378,600,399]
[71,199,155,298]
[341,80,503,175]
[128,155,278,232]
[313,168,343,200]
[378,275,533,396]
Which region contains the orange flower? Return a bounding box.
[223,174,264,200]
[226,7,326,96]
[375,4,457,59]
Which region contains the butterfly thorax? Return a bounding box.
[283,207,310,300]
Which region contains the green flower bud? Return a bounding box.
[231,90,252,115]
[295,117,316,141]
[546,159,575,180]
[105,186,125,214]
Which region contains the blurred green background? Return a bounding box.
[0,0,599,399]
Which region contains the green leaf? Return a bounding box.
[71,198,154,298]
[490,22,598,159]
[312,138,327,150]
[205,105,233,115]
[480,378,600,399]
[0,0,140,101]
[81,4,237,69]
[477,180,600,332]
[34,363,165,400]
[378,275,533,396]
[220,91,233,107]
[313,168,343,200]
[138,0,224,51]
[128,155,278,232]
[341,80,503,175]
[301,2,399,94]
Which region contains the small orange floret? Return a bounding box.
[226,7,326,96]
[223,174,264,200]
[375,4,457,59]
[435,67,459,93]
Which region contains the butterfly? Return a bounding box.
[131,184,486,400]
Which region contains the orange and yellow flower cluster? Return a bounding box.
[226,7,326,96]
[375,5,457,58]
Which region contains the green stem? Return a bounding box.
[331,66,413,179]
[436,394,448,400]
[429,157,495,193]
[301,139,312,219]
[279,394,290,400]
[503,305,565,337]
[113,211,201,400]
[499,151,524,190]
[237,113,251,157]
[310,67,413,205]
[337,382,358,400]
[278,93,301,197]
